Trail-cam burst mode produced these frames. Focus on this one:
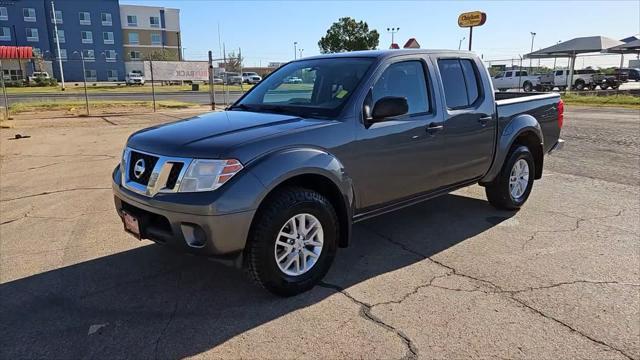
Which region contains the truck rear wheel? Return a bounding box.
[485,145,535,210]
[245,187,338,296]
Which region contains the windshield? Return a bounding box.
[232,58,374,118]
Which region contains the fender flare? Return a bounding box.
[244,146,355,247]
[480,114,543,184]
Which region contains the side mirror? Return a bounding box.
[371,96,408,122]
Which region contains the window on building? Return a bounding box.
[101,12,112,26]
[103,31,114,44]
[149,16,160,28]
[0,7,8,21]
[127,15,137,26]
[107,69,118,81]
[83,49,95,61]
[0,27,10,41]
[23,8,36,22]
[3,69,24,81]
[25,28,39,42]
[104,50,116,61]
[55,29,65,43]
[84,69,97,81]
[79,12,91,25]
[128,32,139,44]
[51,10,62,24]
[150,33,162,45]
[437,58,482,109]
[371,61,429,116]
[81,31,93,44]
[129,51,141,61]
[57,48,67,60]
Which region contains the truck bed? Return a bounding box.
[495,91,562,154]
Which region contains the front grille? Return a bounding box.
[165,162,184,190]
[128,151,159,186]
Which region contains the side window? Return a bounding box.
[460,59,480,105]
[371,61,429,115]
[555,70,563,76]
[437,58,481,109]
[505,71,513,77]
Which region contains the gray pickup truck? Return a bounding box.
[113,49,564,296]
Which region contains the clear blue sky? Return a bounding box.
[121,0,640,67]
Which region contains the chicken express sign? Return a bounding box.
[457,11,487,51]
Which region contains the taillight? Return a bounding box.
[557,99,564,129]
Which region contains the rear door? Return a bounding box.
[434,57,496,185]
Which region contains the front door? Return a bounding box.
[435,58,496,185]
[351,58,446,211]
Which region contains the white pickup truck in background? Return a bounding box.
[536,69,598,91]
[492,70,540,92]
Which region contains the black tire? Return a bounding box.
[245,187,338,296]
[559,86,567,92]
[600,84,608,90]
[485,145,535,211]
[575,81,585,91]
[523,82,533,92]
[498,88,508,92]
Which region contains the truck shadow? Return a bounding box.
[0,193,514,358]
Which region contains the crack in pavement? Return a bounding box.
[0,208,110,227]
[361,225,636,360]
[1,187,111,202]
[2,157,116,175]
[154,268,183,360]
[318,281,419,360]
[521,209,627,250]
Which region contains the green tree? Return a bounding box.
[225,51,243,72]
[318,17,379,53]
[144,49,178,61]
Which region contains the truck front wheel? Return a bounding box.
[485,145,535,210]
[246,187,338,296]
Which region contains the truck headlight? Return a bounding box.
[178,159,243,192]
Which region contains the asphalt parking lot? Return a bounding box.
[1,106,638,359]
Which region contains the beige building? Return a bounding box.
[120,4,181,63]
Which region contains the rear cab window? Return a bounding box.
[437,58,483,109]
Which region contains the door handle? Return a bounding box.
[426,122,444,134]
[478,115,492,126]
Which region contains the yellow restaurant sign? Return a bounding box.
[458,11,487,28]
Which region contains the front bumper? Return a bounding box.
[113,171,256,257]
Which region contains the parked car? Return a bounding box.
[242,72,262,84]
[223,72,243,85]
[113,49,563,296]
[28,71,50,82]
[212,77,223,84]
[492,70,540,92]
[613,68,638,82]
[536,69,597,91]
[593,73,622,90]
[126,72,145,86]
[283,76,303,84]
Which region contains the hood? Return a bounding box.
[127,110,330,159]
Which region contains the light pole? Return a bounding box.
[458,37,466,50]
[294,42,298,60]
[298,48,304,59]
[73,51,89,116]
[529,32,536,72]
[51,1,65,90]
[387,27,399,47]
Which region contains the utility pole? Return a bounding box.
[51,1,65,90]
[73,51,89,115]
[0,60,9,120]
[208,50,215,110]
[149,60,156,112]
[529,32,536,73]
[294,42,297,60]
[458,37,466,50]
[387,27,399,47]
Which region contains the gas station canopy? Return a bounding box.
[603,39,640,54]
[524,36,624,58]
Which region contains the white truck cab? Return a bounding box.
[492,70,539,92]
